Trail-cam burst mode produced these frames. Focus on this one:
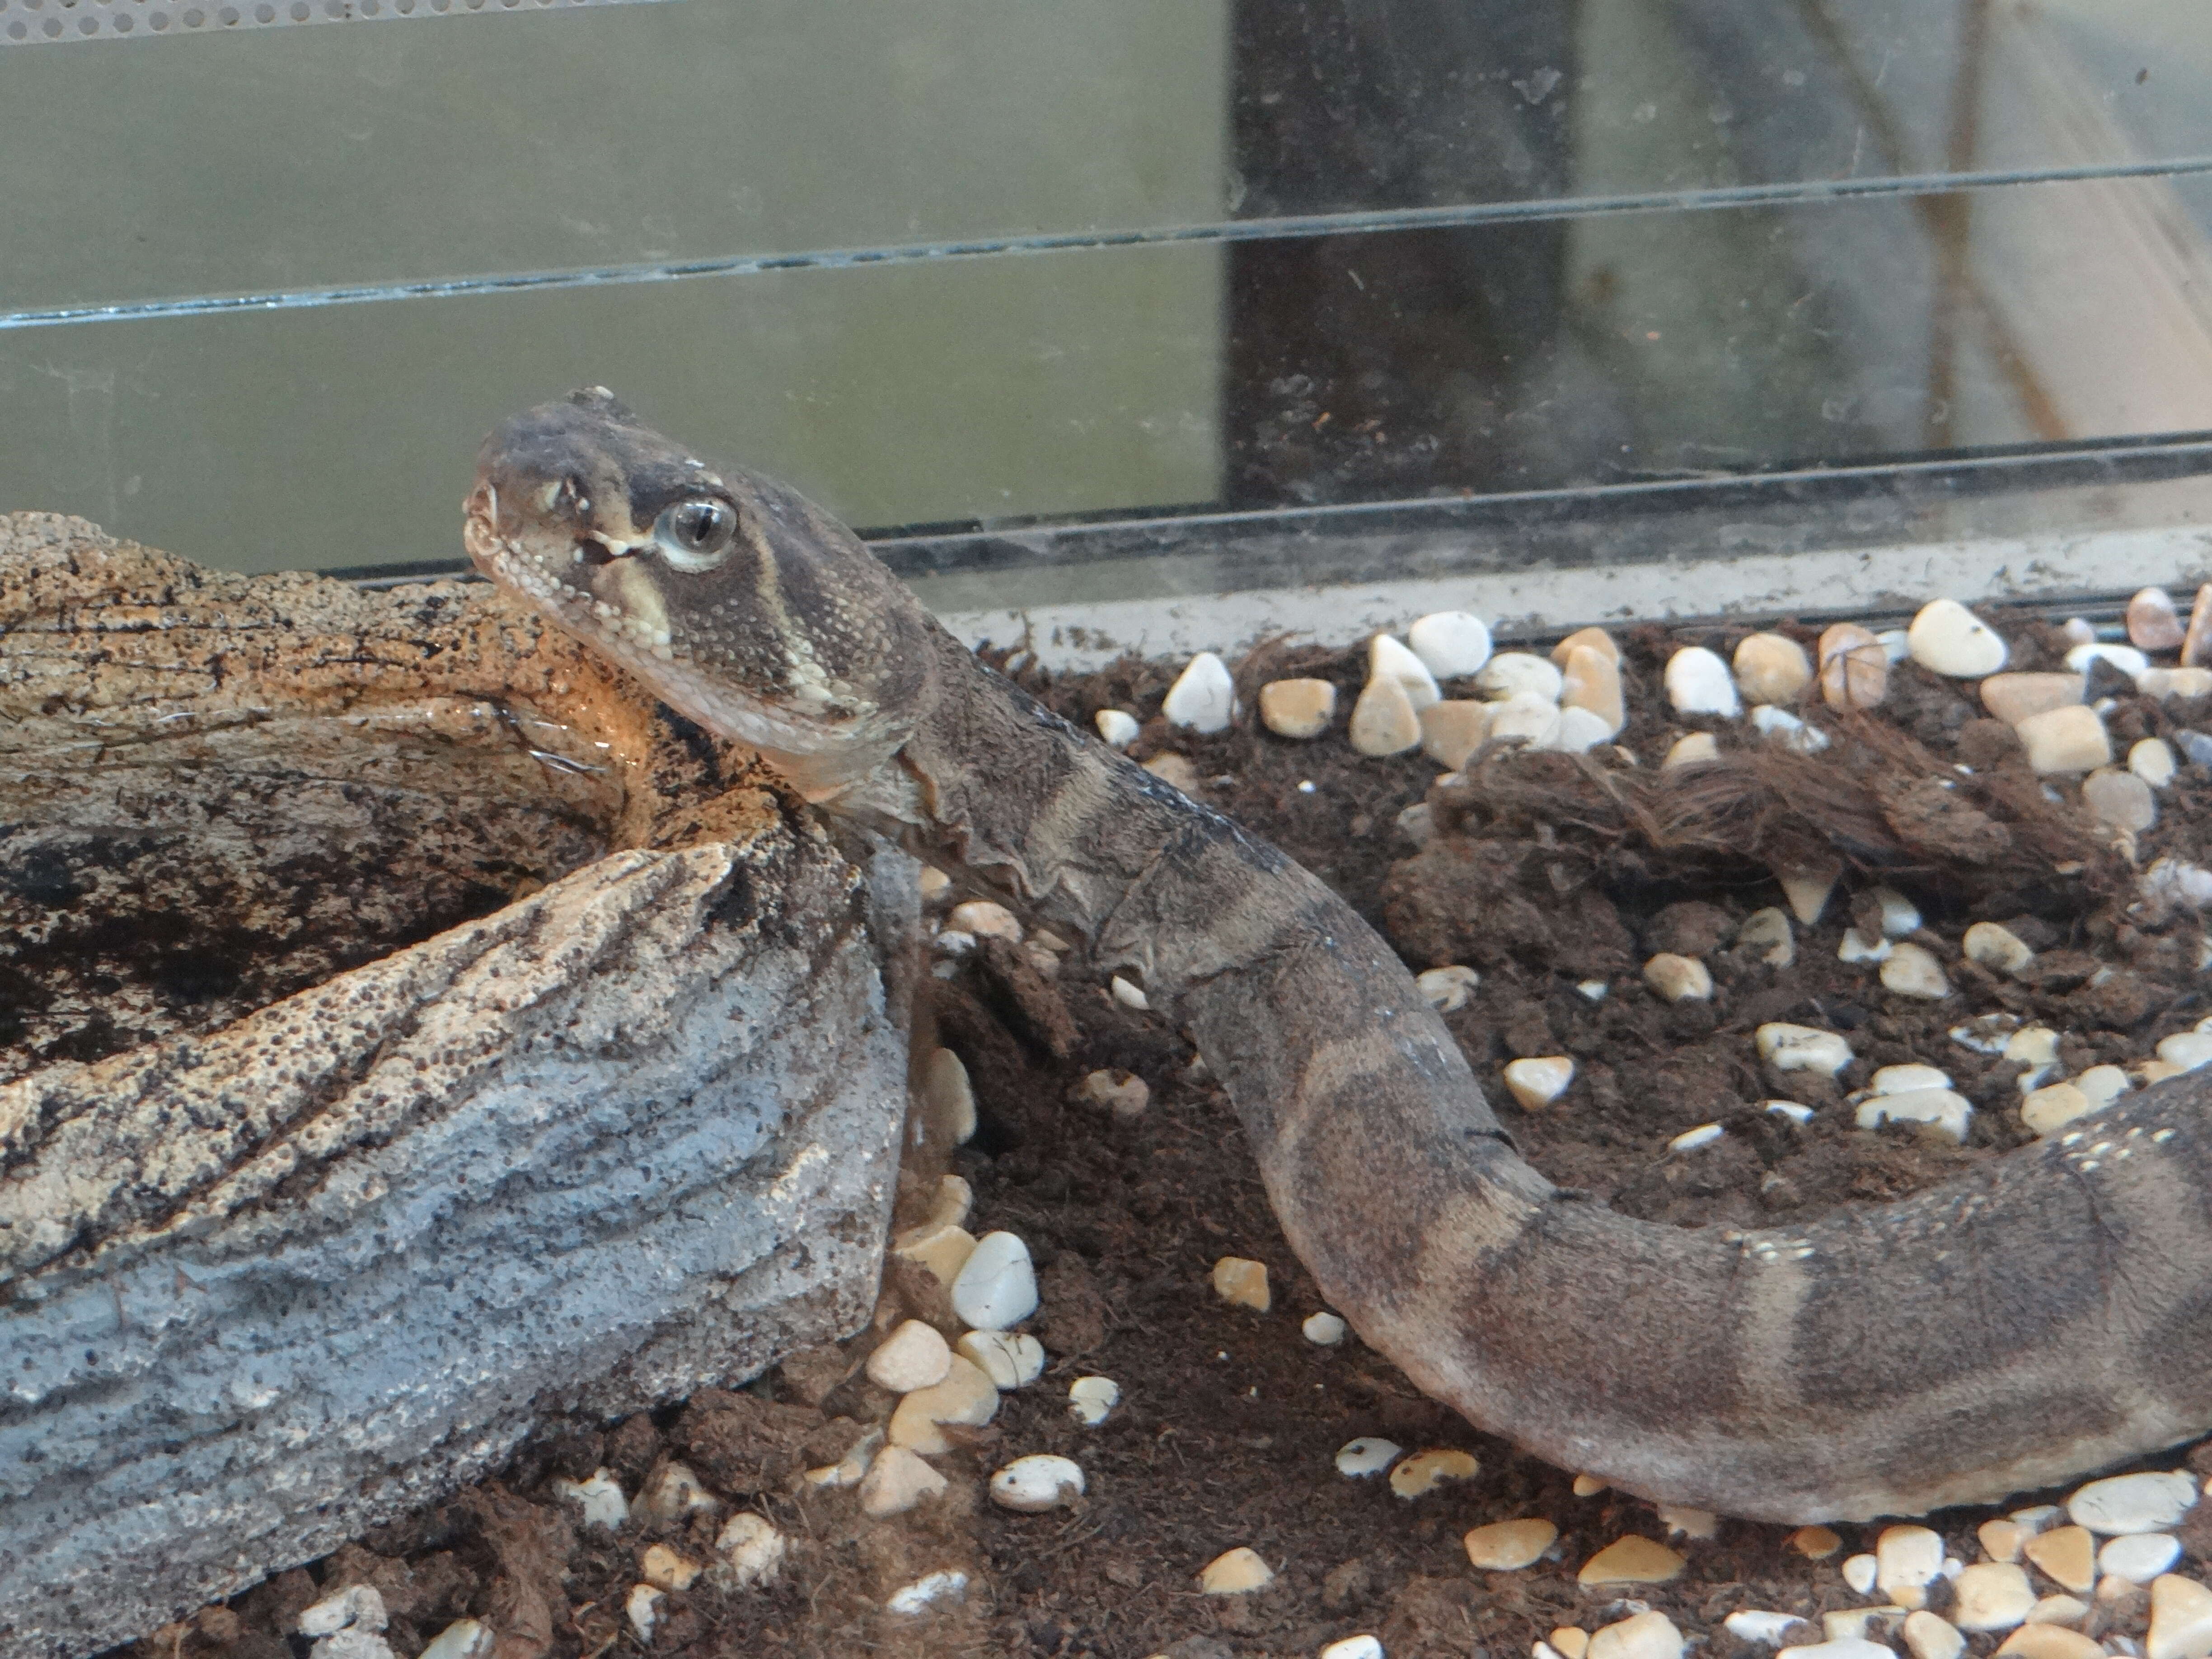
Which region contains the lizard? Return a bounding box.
[464,387,2212,1523]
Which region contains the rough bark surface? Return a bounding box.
[0,515,913,1659]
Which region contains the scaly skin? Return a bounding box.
[465,389,2212,1521]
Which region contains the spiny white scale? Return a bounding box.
[737,527,855,721]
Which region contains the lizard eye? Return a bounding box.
[653,497,738,569]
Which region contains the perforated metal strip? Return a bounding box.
[1,0,674,46]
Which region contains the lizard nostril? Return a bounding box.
[575,536,617,567]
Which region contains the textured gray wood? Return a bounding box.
[0,516,914,1658]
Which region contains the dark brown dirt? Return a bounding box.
[126,612,2212,1659]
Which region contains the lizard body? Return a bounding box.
[465,389,2212,1522]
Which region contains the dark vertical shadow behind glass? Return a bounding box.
[1223,0,1580,507]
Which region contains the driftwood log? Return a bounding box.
[0,514,915,1659]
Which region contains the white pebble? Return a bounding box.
[1303,1311,1347,1345]
[1578,979,1612,1002]
[1750,704,1830,753]
[1665,647,1741,717]
[1503,1055,1575,1108]
[625,1586,662,1643]
[1163,651,1236,732]
[1462,1517,1557,1570]
[1879,1524,1948,1609]
[1110,974,1150,1010]
[2071,1472,2198,1535]
[923,1046,977,1144]
[1766,1100,1815,1124]
[886,1569,969,1615]
[1389,1447,1479,1498]
[308,1633,395,1659]
[1880,942,1952,1000]
[300,1587,389,1637]
[1073,1067,1149,1122]
[2156,1031,2212,1073]
[716,1513,788,1585]
[2133,738,2178,788]
[634,1550,704,1595]
[858,1445,947,1517]
[2132,588,2187,651]
[2142,667,2212,701]
[1561,644,1626,736]
[1069,1375,1120,1425]
[1336,1437,1403,1477]
[2102,1536,2184,1584]
[957,1329,1046,1389]
[1857,1088,1973,1144]
[1872,1064,1953,1095]
[1908,598,2009,677]
[1869,887,1920,935]
[1476,651,1564,703]
[1258,678,1337,739]
[1589,1610,1685,1659]
[2080,1066,2131,1106]
[1823,1628,1911,1654]
[867,1321,953,1393]
[2085,768,2157,832]
[1842,1553,1880,1593]
[1757,1023,1852,1076]
[1419,700,1491,769]
[1965,923,2035,974]
[1734,633,1815,703]
[1668,1124,1725,1152]
[1372,633,1443,710]
[1951,1013,2020,1054]
[2021,1083,2097,1138]
[950,1231,1039,1331]
[1409,611,1494,678]
[1198,1547,1274,1595]
[1644,953,1713,1002]
[1418,965,1481,1011]
[1953,1562,2037,1631]
[1905,1611,1968,1659]
[2067,642,2150,680]
[1213,1256,1271,1311]
[1487,692,1563,748]
[1778,864,1839,923]
[1321,1637,1386,1659]
[552,1469,628,1531]
[886,1357,998,1454]
[1095,708,1140,748]
[2147,1573,2212,1659]
[1349,672,1423,756]
[2018,705,2112,774]
[418,1623,494,1659]
[1551,705,1617,753]
[1665,731,1721,768]
[1838,928,1892,965]
[1738,907,1795,966]
[1729,1612,1816,1646]
[1820,623,1890,708]
[990,1454,1087,1512]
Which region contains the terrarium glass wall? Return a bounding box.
[4,0,2212,652]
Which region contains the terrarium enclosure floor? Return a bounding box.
[125,613,2212,1659]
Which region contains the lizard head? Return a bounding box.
[464,387,933,800]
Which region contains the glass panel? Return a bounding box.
[0,0,1234,314]
[6,0,2211,321]
[0,244,1225,572]
[9,172,2212,578]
